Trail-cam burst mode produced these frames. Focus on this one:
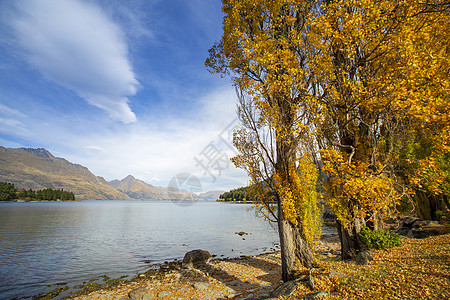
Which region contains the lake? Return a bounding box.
[0,200,281,299]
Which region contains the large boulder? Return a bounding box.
[396,216,420,236]
[413,220,431,228]
[181,249,212,269]
[407,221,450,238]
[403,217,420,227]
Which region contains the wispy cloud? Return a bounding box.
[0,103,26,118]
[11,0,139,123]
[0,117,30,137]
[0,103,30,137]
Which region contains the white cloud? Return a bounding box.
[0,103,26,117]
[0,117,30,137]
[52,86,248,191]
[0,103,30,136]
[85,145,105,153]
[12,0,139,123]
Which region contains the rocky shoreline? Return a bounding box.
[66,234,340,300]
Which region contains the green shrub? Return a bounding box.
[359,226,401,249]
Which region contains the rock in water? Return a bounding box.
[235,231,248,236]
[182,249,212,269]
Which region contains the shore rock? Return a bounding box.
[193,282,210,290]
[182,249,212,269]
[396,217,450,238]
[128,287,154,300]
[157,291,171,298]
[355,251,374,265]
[400,219,450,238]
[270,279,303,298]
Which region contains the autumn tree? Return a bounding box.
[311,0,449,258]
[208,0,449,266]
[380,0,450,221]
[309,0,409,259]
[207,0,322,281]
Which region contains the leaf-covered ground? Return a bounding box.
[292,233,450,299]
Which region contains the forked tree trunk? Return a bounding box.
[274,89,315,281]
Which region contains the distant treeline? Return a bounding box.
[0,182,75,201]
[218,186,252,202]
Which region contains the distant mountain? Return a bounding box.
[0,146,224,201]
[199,190,224,201]
[109,175,169,200]
[109,175,203,201]
[0,147,130,200]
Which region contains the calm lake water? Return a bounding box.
[0,201,281,299]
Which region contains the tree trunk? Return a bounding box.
[337,219,362,260]
[293,225,315,268]
[443,195,450,210]
[366,210,382,230]
[278,212,297,282]
[278,201,315,282]
[429,194,443,221]
[273,91,315,281]
[415,190,443,221]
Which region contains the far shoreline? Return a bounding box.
[0,199,81,203]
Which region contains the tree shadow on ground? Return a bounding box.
[181,254,282,299]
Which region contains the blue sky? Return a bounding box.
[0,0,247,192]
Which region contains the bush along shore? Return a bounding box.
[33,231,449,300]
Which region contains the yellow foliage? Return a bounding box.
[321,148,400,227]
[273,156,322,248]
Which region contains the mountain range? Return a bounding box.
[0,147,223,201]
